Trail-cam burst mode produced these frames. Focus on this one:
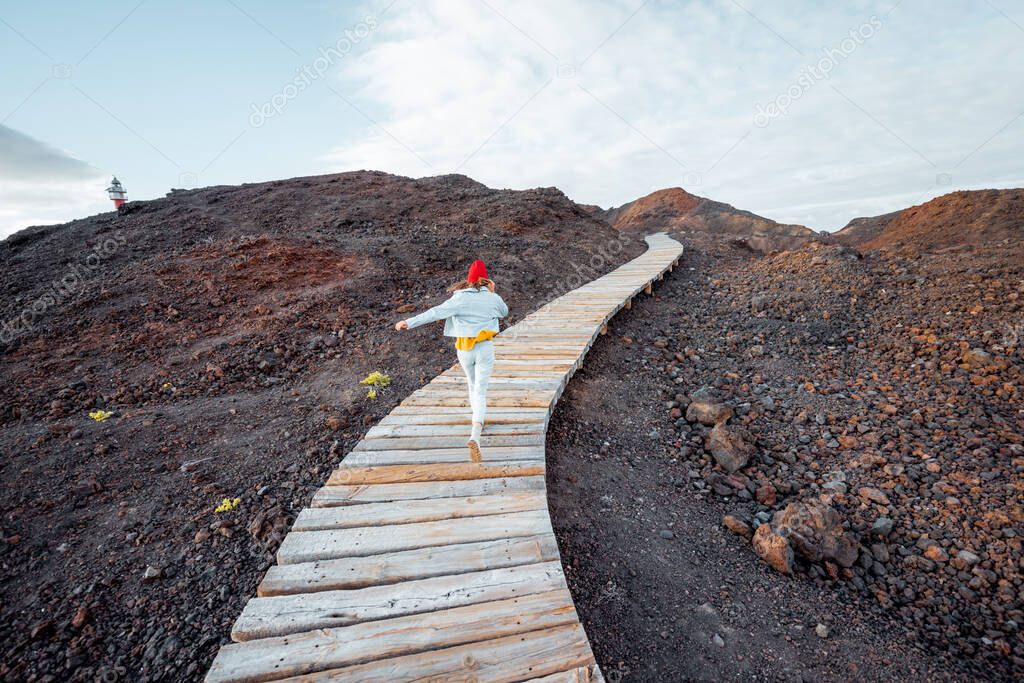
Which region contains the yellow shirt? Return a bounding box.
[455,329,497,351]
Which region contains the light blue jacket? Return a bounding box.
[404,287,509,338]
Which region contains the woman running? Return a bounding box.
[394,259,508,462]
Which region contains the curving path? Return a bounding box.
[207,233,684,682]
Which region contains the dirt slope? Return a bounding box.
[551,232,1022,679]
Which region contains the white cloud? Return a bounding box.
[0,125,109,238]
[323,0,1024,230]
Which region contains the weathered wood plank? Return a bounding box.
[207,590,580,683]
[258,535,560,595]
[292,491,548,530]
[342,446,544,466]
[328,461,545,485]
[351,434,544,452]
[277,510,552,563]
[378,412,546,426]
[268,623,595,682]
[312,476,547,506]
[363,422,544,439]
[400,394,552,408]
[388,405,550,415]
[231,561,566,641]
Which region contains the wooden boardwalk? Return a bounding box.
[207,234,684,682]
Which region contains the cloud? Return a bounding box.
[0,126,109,238]
[323,0,1024,230]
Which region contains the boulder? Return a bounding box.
[686,400,733,426]
[752,524,793,574]
[707,423,756,473]
[772,498,859,568]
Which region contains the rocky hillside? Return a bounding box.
[0,170,644,681]
[828,210,901,247]
[833,188,1024,251]
[588,234,1022,678]
[593,187,816,251]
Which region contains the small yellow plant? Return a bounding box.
[89,409,114,422]
[215,497,241,513]
[359,371,391,388]
[360,371,390,400]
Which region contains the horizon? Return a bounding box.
[6,166,1020,242]
[2,1,1023,238]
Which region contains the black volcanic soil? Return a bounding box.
[548,234,1022,681]
[0,171,643,682]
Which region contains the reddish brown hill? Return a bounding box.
[602,187,703,229]
[594,187,815,251]
[833,189,1024,251]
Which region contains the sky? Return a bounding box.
[2,0,1023,238]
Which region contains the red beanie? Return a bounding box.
[467,259,488,283]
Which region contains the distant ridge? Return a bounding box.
[832,188,1024,251]
[591,187,815,251]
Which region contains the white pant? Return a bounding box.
[456,340,494,426]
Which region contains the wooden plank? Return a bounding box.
[258,535,560,595]
[292,492,548,530]
[328,461,545,485]
[363,423,544,439]
[400,394,552,408]
[419,383,562,391]
[231,561,567,641]
[342,446,544,466]
[312,476,547,506]
[405,388,559,398]
[378,412,546,426]
[431,376,562,386]
[207,590,580,683]
[488,345,589,352]
[277,510,552,563]
[268,623,595,682]
[388,405,550,415]
[351,434,544,452]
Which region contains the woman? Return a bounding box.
[394,259,508,462]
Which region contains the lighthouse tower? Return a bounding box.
[106,177,126,209]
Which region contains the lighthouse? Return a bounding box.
[106,177,126,209]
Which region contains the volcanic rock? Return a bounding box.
[686,400,733,426]
[752,523,793,574]
[706,423,756,473]
[772,499,859,568]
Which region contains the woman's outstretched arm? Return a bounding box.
[395,295,459,331]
